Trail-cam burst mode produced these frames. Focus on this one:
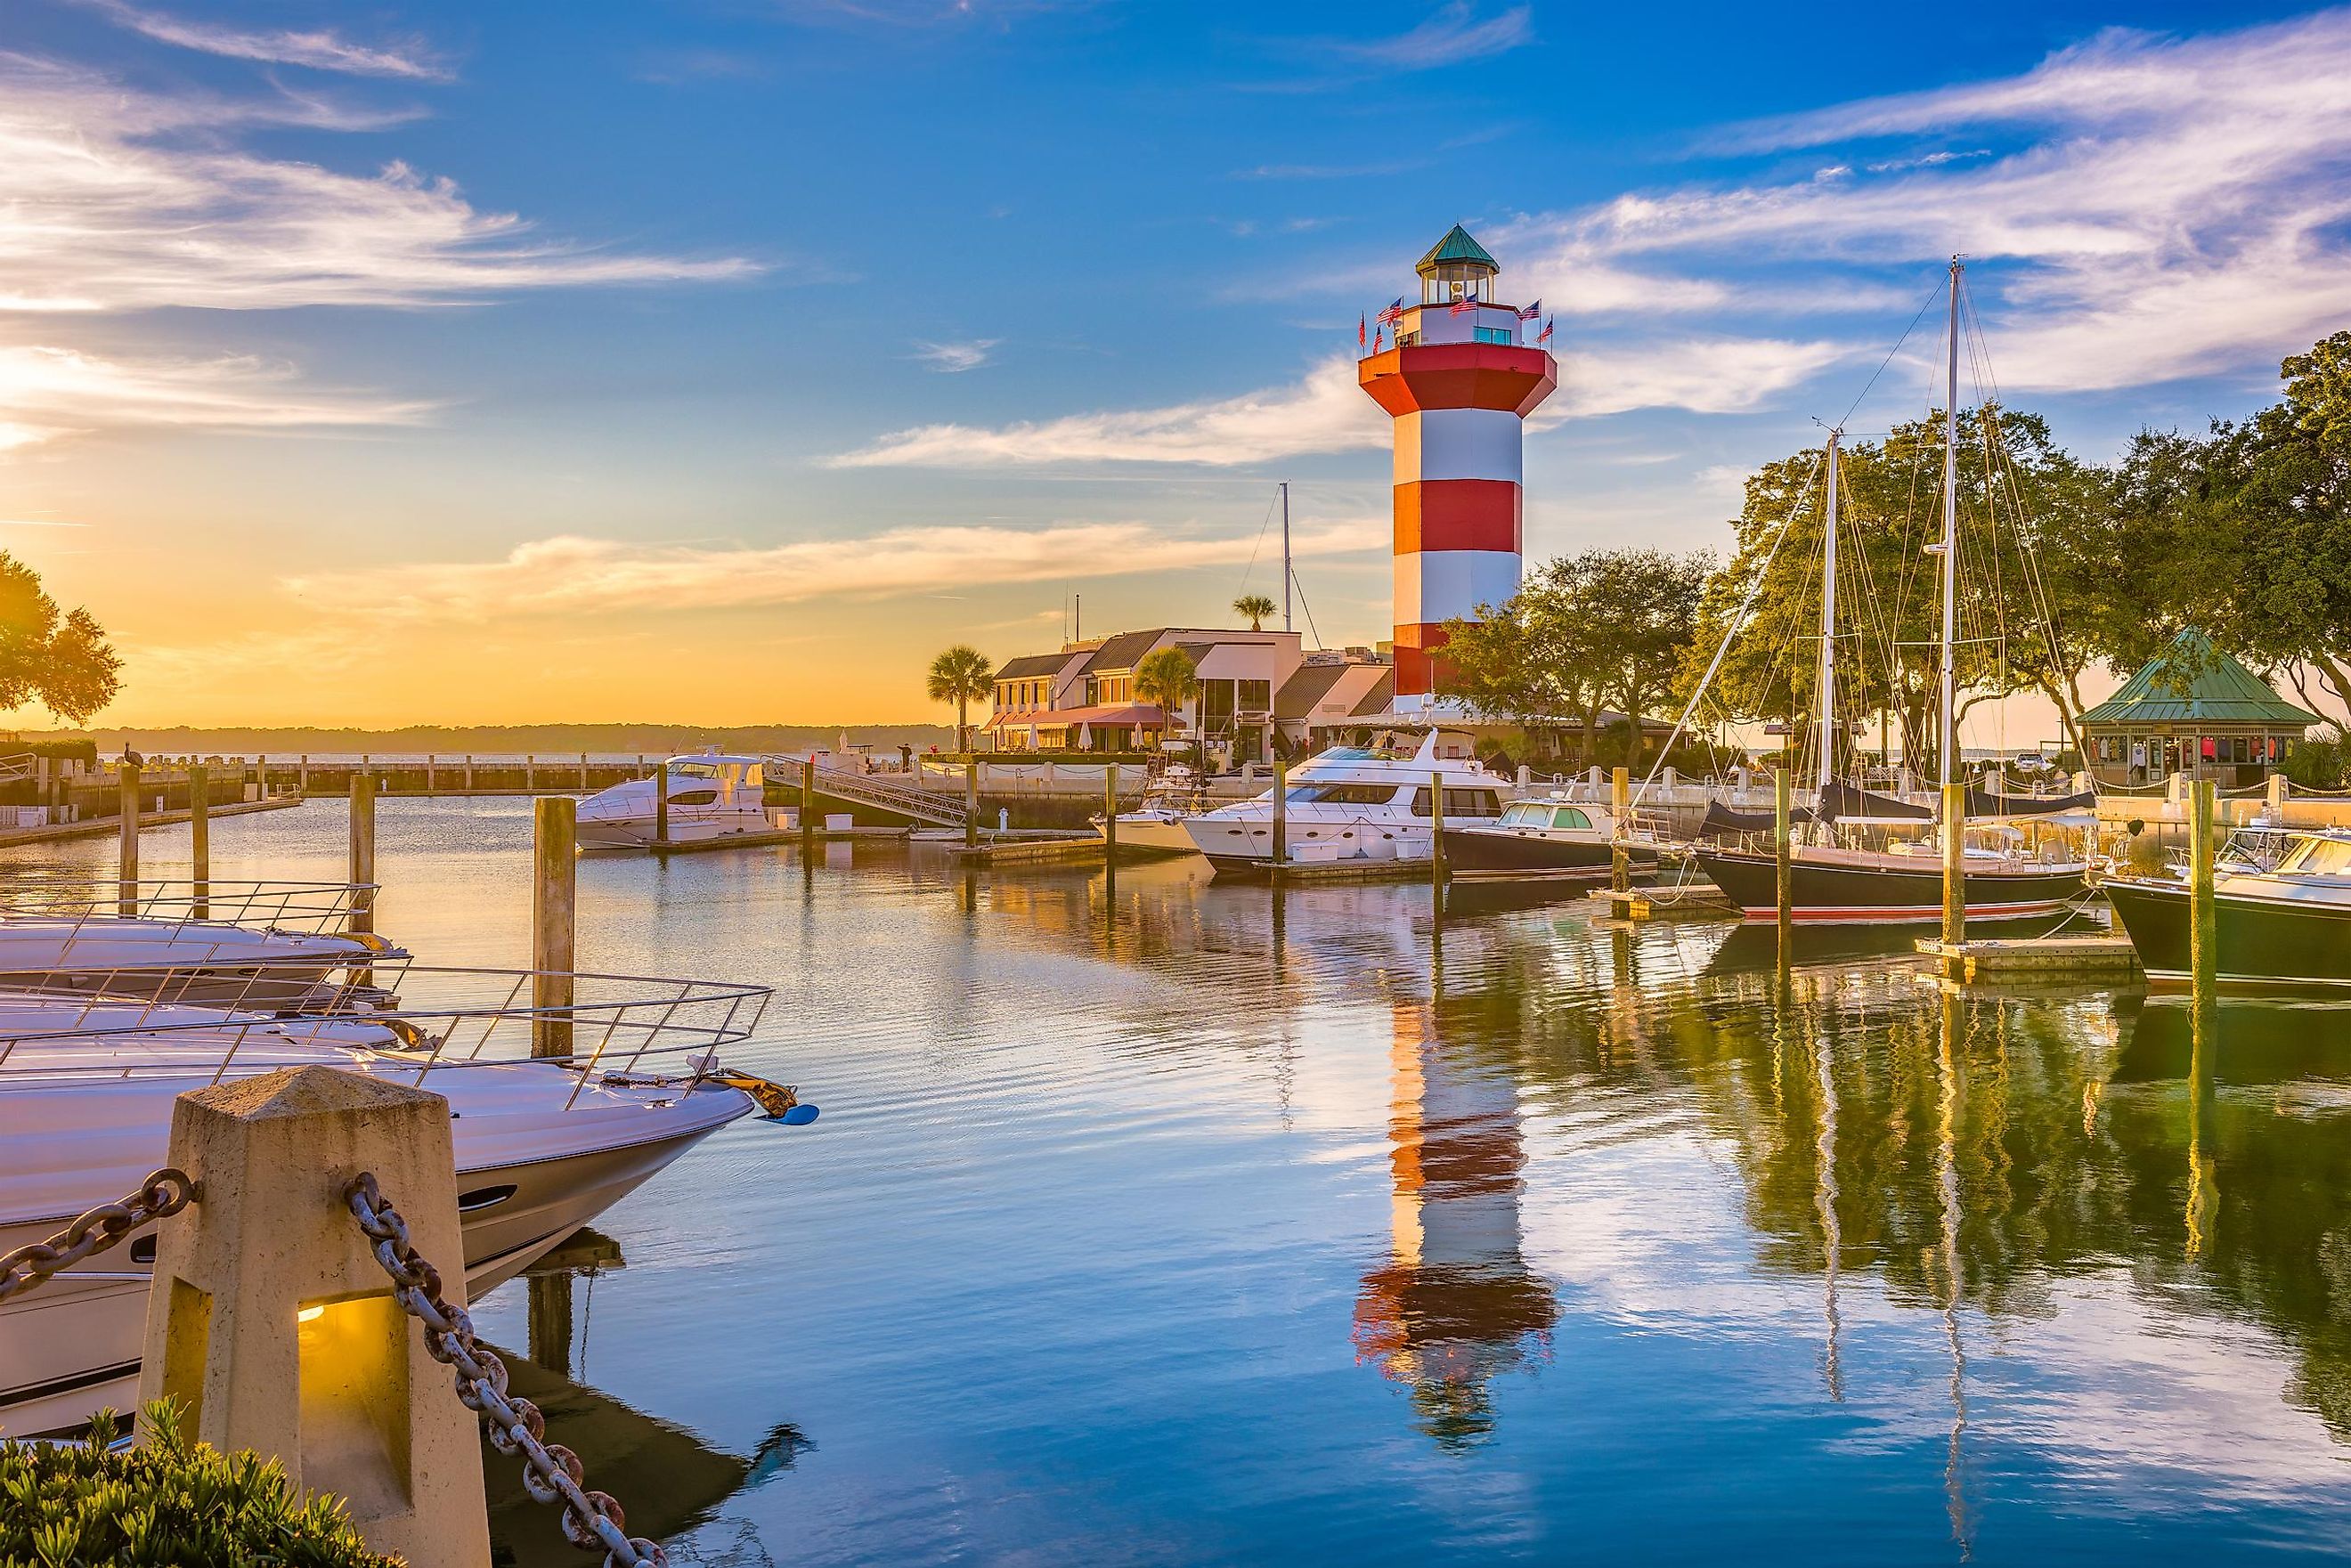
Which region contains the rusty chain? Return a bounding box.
[0,1168,191,1304]
[344,1172,663,1568]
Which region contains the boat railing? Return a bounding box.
[0,965,775,1105]
[0,877,376,936]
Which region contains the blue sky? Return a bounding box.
[1,0,2343,724]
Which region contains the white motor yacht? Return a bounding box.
[1180,732,1505,874]
[0,979,793,1437]
[577,754,785,849]
[0,880,402,1005]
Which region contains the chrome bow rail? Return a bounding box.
[0,876,378,936]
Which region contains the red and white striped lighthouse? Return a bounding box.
[1359,226,1557,708]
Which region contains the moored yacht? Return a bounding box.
[1094,764,1208,857]
[0,980,799,1437]
[577,754,784,849]
[2105,828,2351,990]
[1446,796,1660,880]
[1181,732,1504,874]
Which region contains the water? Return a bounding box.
[12,798,2351,1564]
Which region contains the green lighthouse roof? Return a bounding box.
[2076,629,2324,727]
[1416,224,1498,276]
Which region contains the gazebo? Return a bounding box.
[2077,630,2323,787]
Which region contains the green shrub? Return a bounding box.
[2285,726,2349,791]
[0,1399,399,1567]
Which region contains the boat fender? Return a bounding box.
[779,1103,820,1126]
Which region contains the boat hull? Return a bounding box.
[1693,847,2087,925]
[2104,878,2351,991]
[1094,816,1199,857]
[1445,828,1657,880]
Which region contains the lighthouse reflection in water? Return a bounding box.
[1354,994,1556,1448]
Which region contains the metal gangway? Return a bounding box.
[767,752,970,831]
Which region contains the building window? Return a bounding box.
[1238,679,1270,713]
[1396,330,1419,348]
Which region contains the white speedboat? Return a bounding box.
[577,754,783,849]
[1094,764,1207,857]
[1180,732,1506,875]
[0,879,401,1005]
[0,986,792,1437]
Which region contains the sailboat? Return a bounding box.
[1691,262,2092,925]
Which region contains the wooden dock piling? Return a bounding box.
[118,760,141,917]
[189,763,210,921]
[1772,765,1792,938]
[348,774,376,939]
[1611,765,1631,894]
[801,757,817,849]
[655,760,670,848]
[1429,769,1446,890]
[1941,779,1966,947]
[1103,764,1119,864]
[964,763,980,850]
[2190,776,2217,996]
[533,796,576,1059]
[1272,760,1288,884]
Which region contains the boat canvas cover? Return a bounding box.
[1697,800,1819,837]
[1966,786,2097,817]
[1819,782,1932,822]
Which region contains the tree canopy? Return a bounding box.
[0,552,119,722]
[926,644,993,752]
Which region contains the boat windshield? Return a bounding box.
[1499,802,1548,826]
[1284,782,1401,805]
[673,761,722,780]
[2279,836,2351,876]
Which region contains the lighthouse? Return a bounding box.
[1358,225,1557,709]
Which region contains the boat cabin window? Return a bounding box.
[2280,836,2351,875]
[1410,787,1503,818]
[1499,802,1548,826]
[1284,782,1403,805]
[1551,807,1593,830]
[672,762,721,780]
[665,788,720,806]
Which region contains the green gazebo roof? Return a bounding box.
[2077,630,2323,728]
[1416,224,1498,275]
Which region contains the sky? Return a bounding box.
[1,0,2346,732]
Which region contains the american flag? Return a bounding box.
[1536,315,1554,345]
[1374,323,1386,353]
[1448,292,1477,315]
[1517,298,1542,320]
[1358,313,1366,351]
[1375,297,1406,326]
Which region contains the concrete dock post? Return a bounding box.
[655,760,671,848]
[138,1064,492,1568]
[2267,770,2288,814]
[348,775,376,939]
[532,796,576,1059]
[964,762,980,850]
[2191,777,2218,995]
[1272,760,1288,881]
[1429,770,1446,890]
[1772,764,1793,937]
[1611,765,1631,895]
[1942,780,1967,947]
[189,764,210,922]
[118,760,142,917]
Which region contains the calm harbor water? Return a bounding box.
[12,797,2351,1564]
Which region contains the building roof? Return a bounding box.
[994,653,1072,680]
[2077,630,2324,728]
[1417,224,1498,276]
[1081,629,1165,673]
[1174,641,1216,666]
[1273,662,1351,719]
[1350,670,1396,715]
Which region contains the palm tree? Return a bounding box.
[927,645,995,752]
[1133,646,1199,754]
[1232,593,1277,631]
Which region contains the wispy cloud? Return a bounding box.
[1502,9,2351,395]
[912,338,1000,372]
[283,516,1387,621]
[1338,3,1533,70]
[70,0,450,79]
[831,353,1384,467]
[0,344,431,451]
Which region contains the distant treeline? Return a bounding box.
[13,723,959,755]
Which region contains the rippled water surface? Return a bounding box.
[14,797,2351,1564]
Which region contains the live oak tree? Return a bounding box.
[0,551,119,721]
[1436,549,1706,765]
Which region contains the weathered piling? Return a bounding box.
[347,775,376,939]
[2191,776,2218,995]
[533,796,576,1059]
[1611,765,1631,895]
[964,762,980,850]
[1772,764,1793,937]
[1429,769,1446,890]
[801,757,817,849]
[118,760,142,916]
[655,760,671,848]
[1272,760,1289,882]
[138,1065,493,1568]
[1103,764,1119,860]
[189,763,210,921]
[1941,779,1966,947]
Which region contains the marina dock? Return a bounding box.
[1915,933,2141,980]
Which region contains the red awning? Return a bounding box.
[1028,703,1167,727]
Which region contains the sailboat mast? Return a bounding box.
[1816,429,1842,801]
[1280,482,1293,634]
[1939,260,1961,792]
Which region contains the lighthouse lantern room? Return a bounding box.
[1359,225,1557,710]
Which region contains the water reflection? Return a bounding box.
[1353,995,1557,1450]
